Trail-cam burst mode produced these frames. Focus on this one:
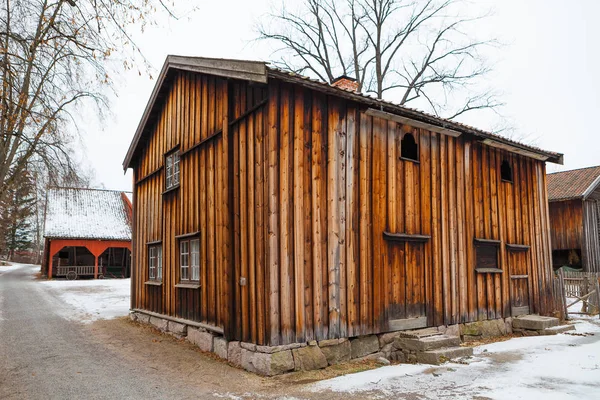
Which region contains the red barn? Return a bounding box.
[42,188,132,279]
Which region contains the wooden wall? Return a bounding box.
[549,200,583,251]
[582,200,600,273]
[132,71,266,335]
[131,72,556,346]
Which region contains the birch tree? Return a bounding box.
[0,0,180,203]
[258,0,502,119]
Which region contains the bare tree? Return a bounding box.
[0,0,184,204]
[258,0,502,119]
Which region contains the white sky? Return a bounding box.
[81,0,600,191]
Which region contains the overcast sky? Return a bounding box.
[81,0,600,191]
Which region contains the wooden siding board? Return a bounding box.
[131,74,557,345]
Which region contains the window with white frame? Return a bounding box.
[148,244,162,281]
[180,237,199,282]
[165,150,180,190]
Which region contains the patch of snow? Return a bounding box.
[40,278,131,323]
[311,320,600,399]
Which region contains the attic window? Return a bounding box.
[501,160,513,182]
[165,150,180,190]
[401,133,419,162]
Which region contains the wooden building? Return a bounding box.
[547,166,600,273]
[42,188,133,279]
[123,56,563,346]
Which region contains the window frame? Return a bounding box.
[147,242,163,283]
[178,235,200,283]
[165,148,181,192]
[474,238,502,274]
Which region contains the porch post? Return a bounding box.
[94,256,99,279]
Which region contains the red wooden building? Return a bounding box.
[42,188,133,279]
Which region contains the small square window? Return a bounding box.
[165,150,180,190]
[474,240,501,273]
[148,244,162,281]
[476,244,498,269]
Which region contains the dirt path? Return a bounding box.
[0,264,379,399]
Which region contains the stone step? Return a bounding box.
[396,327,442,339]
[416,346,473,365]
[512,315,559,331]
[539,324,576,336]
[394,334,461,352]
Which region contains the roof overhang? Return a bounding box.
[582,174,600,200]
[123,56,563,170]
[122,56,268,170]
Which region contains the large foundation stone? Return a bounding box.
[187,328,214,352]
[292,345,328,371]
[227,341,242,367]
[167,321,187,336]
[350,335,379,359]
[214,337,228,359]
[149,316,168,332]
[320,340,351,365]
[241,349,295,376]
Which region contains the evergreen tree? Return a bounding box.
[0,172,36,260]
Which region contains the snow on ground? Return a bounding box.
[40,277,131,323]
[311,319,600,400]
[0,262,30,276]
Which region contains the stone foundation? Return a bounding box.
[130,311,518,376]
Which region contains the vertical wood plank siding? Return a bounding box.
[132,73,556,345]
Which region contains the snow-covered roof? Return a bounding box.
[44,188,132,241]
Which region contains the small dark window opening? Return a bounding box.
[501,160,512,182]
[475,243,499,271]
[401,133,419,161]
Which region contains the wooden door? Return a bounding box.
[508,248,530,316]
[386,240,428,331]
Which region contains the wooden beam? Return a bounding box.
[382,231,431,243]
[365,108,462,138]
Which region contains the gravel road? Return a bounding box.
[0,264,366,400]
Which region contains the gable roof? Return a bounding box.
[123,55,563,170]
[547,166,600,202]
[44,188,132,241]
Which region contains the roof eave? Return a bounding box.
[122,56,269,170]
[267,69,563,165]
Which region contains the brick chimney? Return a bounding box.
[331,75,359,93]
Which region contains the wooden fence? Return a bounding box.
[557,270,600,318]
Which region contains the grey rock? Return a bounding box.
[187,328,213,352]
[292,345,328,371]
[255,342,305,354]
[512,315,559,331]
[394,335,460,352]
[445,324,460,337]
[214,337,228,359]
[149,316,168,332]
[376,357,391,365]
[378,332,401,347]
[240,342,257,352]
[227,341,242,367]
[350,335,379,359]
[539,324,576,336]
[416,346,473,365]
[320,340,351,365]
[167,321,187,336]
[242,349,295,376]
